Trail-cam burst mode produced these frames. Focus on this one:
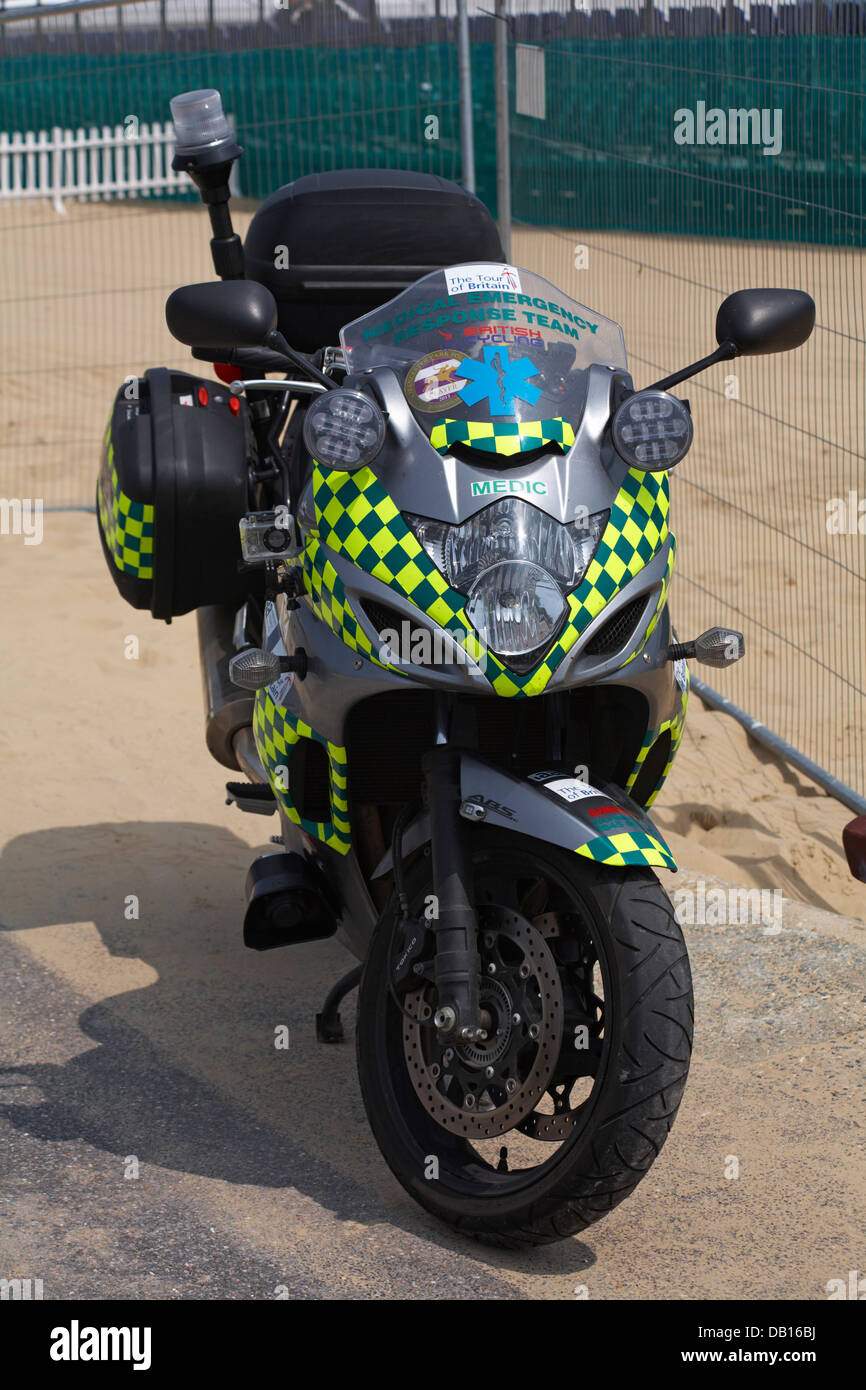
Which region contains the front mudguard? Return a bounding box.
[372,754,676,877]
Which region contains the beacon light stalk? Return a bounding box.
[170,88,244,280]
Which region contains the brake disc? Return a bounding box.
[402,909,564,1140]
[516,1082,587,1141]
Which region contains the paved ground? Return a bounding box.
[0,516,864,1300]
[1,883,864,1300]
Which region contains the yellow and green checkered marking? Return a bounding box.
[300,536,395,671]
[626,666,690,808]
[620,536,677,668]
[97,437,154,580]
[429,418,576,457]
[576,828,676,871]
[253,692,351,855]
[307,461,670,697]
[310,461,468,628]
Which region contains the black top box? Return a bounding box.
[242,169,504,354]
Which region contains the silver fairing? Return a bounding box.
[288,359,673,696]
[359,360,627,526]
[269,366,682,955]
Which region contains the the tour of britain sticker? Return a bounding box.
[405,350,469,413]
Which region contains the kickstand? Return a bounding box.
[315,964,363,1043]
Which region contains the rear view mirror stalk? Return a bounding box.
[646,340,739,394]
[265,330,337,391]
[646,287,815,393]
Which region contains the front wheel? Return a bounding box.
[356,828,693,1248]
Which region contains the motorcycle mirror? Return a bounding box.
[715,289,815,357]
[165,280,278,350]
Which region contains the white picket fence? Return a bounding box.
[0,121,241,213]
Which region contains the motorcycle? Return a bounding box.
[97,90,815,1246]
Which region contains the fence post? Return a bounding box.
[75,127,86,202]
[140,120,151,198]
[51,125,65,214]
[24,129,36,194]
[457,0,476,194]
[114,123,126,199]
[11,132,22,196]
[494,0,511,259]
[39,130,50,198]
[63,129,75,208]
[102,125,113,200]
[88,126,99,199]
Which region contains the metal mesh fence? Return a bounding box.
[507,4,864,793]
[0,2,481,514]
[0,0,863,794]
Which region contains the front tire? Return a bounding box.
[356,828,693,1248]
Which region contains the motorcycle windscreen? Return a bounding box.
[340,264,627,443]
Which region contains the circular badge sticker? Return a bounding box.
[404,350,469,413]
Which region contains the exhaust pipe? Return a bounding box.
[244,852,338,950]
[197,605,255,771]
[233,726,268,784]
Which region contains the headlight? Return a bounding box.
[302,389,385,470]
[465,561,567,671]
[610,389,693,469]
[404,498,609,671]
[405,498,608,596]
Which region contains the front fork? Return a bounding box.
[422,746,485,1043]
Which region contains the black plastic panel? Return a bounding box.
[97,369,255,618]
[243,169,504,352]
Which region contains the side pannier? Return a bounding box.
[97,368,254,618]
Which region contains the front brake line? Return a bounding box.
[387,802,435,1029]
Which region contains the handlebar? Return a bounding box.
[191,345,297,373]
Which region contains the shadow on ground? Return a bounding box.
[0,820,594,1275]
